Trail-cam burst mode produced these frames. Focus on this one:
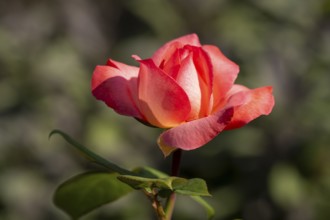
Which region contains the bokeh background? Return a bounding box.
[1,0,330,219]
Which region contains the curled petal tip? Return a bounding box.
[132,54,142,61]
[157,137,177,157]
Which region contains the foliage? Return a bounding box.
[50,130,213,219]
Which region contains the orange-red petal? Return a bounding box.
[202,45,239,112]
[91,60,143,119]
[152,34,201,66]
[137,59,191,128]
[225,85,275,130]
[175,49,202,120]
[191,46,213,117]
[158,107,234,156]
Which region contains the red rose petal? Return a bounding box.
[158,107,234,156]
[91,60,143,119]
[175,50,202,120]
[137,59,191,128]
[190,46,213,118]
[225,85,275,130]
[152,34,201,66]
[202,45,239,112]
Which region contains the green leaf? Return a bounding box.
[172,178,211,196]
[190,196,215,220]
[54,172,133,220]
[49,129,132,175]
[118,175,211,197]
[132,166,169,178]
[117,175,174,191]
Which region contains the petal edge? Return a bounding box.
[225,86,275,130]
[158,107,234,156]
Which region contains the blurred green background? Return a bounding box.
[1,0,330,219]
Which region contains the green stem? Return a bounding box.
[165,149,182,220]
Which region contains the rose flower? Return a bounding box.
[92,34,274,156]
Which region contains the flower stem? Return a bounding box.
[171,149,182,177]
[165,149,182,219]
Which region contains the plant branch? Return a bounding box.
[143,189,166,220]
